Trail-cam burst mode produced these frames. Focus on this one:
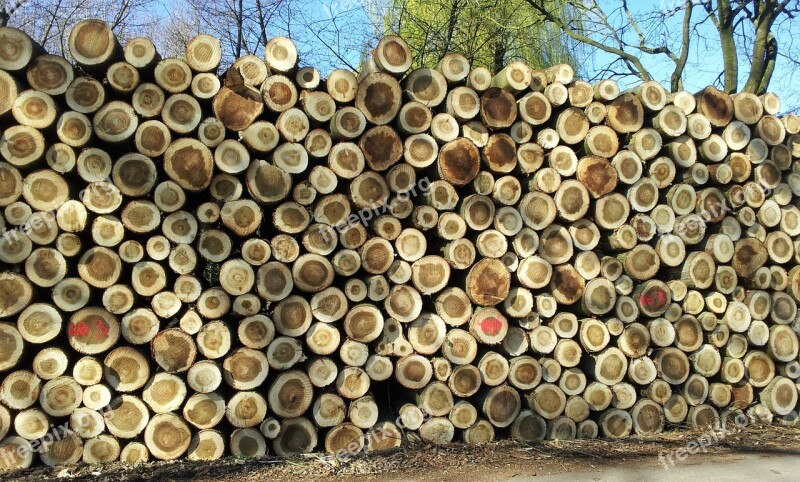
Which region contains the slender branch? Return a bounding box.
[523,0,652,81]
[702,0,721,28]
[757,33,778,94]
[671,0,694,91]
[300,11,359,71]
[1,0,29,27]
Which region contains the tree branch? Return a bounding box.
[743,0,783,92]
[671,0,694,91]
[523,0,652,81]
[757,32,778,94]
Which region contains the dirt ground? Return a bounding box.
[3,425,800,482]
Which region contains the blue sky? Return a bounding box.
[327,0,799,110]
[589,0,800,111]
[156,0,799,111]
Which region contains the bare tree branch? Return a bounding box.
[672,0,694,91]
[523,0,653,80]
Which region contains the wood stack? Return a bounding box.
[1,20,800,469]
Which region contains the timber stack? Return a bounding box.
[1,19,800,470]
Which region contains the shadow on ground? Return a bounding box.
[3,425,800,482]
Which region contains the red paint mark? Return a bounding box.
[95,317,111,338]
[640,290,667,309]
[69,322,89,337]
[479,317,503,336]
[69,317,110,339]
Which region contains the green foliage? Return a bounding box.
[387,0,576,73]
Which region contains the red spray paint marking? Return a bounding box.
[479,317,503,336]
[69,317,110,339]
[640,290,667,309]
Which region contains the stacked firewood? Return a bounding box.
[1,18,800,469]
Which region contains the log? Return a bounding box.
[225,391,268,429]
[653,105,687,137]
[273,417,318,457]
[585,126,619,158]
[467,67,492,91]
[135,120,171,157]
[185,34,221,73]
[183,392,225,429]
[189,430,225,461]
[0,27,39,73]
[0,124,46,168]
[327,69,358,104]
[732,238,768,278]
[125,37,159,69]
[162,94,201,134]
[107,61,139,94]
[556,107,590,145]
[405,68,447,107]
[213,75,263,131]
[491,61,530,92]
[479,385,520,428]
[607,93,644,134]
[460,122,488,149]
[70,407,103,438]
[104,347,150,392]
[297,67,320,89]
[13,90,57,129]
[585,101,607,124]
[511,410,547,442]
[630,128,663,161]
[757,115,787,145]
[195,320,232,360]
[431,113,459,142]
[632,81,666,111]
[68,20,120,70]
[419,417,455,445]
[480,88,517,129]
[268,370,313,418]
[143,373,187,413]
[39,376,82,417]
[760,376,798,415]
[92,100,138,143]
[568,81,594,107]
[436,52,470,83]
[186,360,222,393]
[324,422,362,455]
[436,137,480,187]
[594,79,619,101]
[450,400,478,430]
[132,82,165,118]
[356,73,402,125]
[330,107,366,140]
[397,101,433,136]
[40,431,83,466]
[696,86,734,127]
[313,393,346,427]
[599,409,632,438]
[554,365,587,398]
[27,54,73,95]
[144,413,191,460]
[654,348,690,384]
[361,126,403,172]
[154,58,193,94]
[528,383,566,420]
[545,82,568,106]
[31,347,68,380]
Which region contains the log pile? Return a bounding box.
[1,19,800,469]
